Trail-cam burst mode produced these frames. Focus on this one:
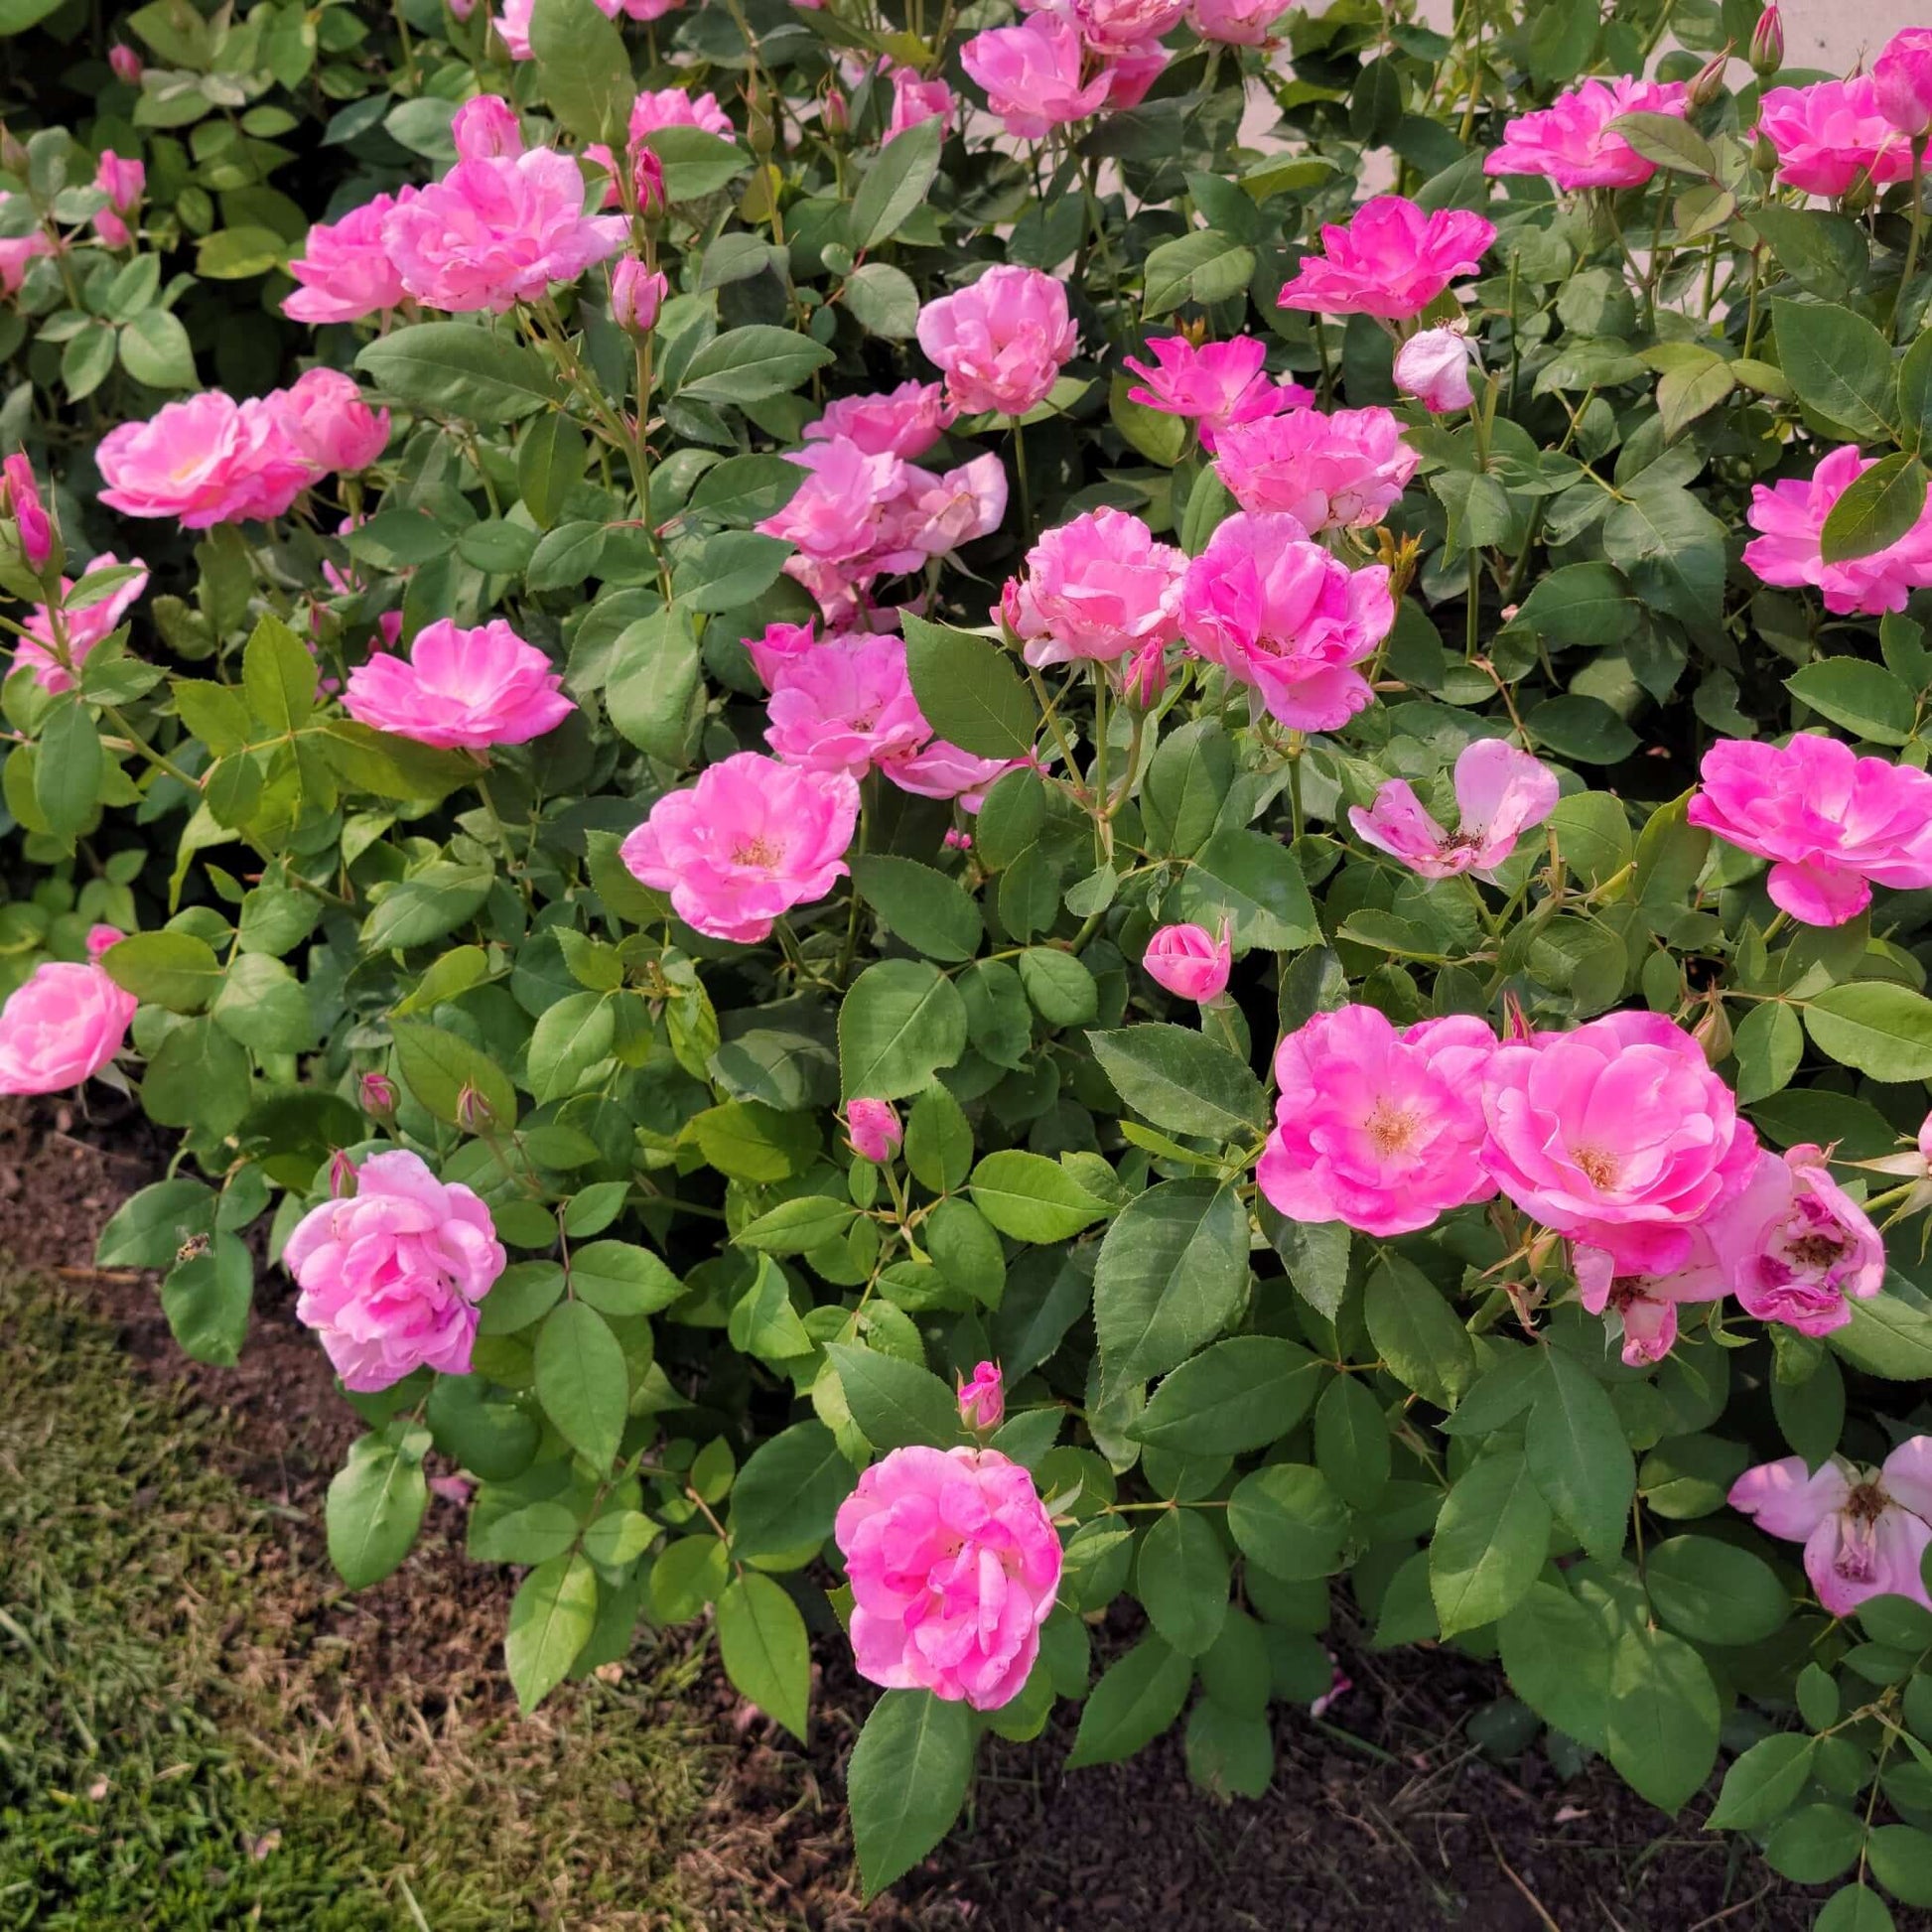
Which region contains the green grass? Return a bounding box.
[0,1281,721,1930]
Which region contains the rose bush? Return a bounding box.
[11,0,1932,1916]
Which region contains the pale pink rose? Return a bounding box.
[1071,0,1186,51]
[961,13,1114,140]
[1121,335,1312,452]
[1188,0,1289,44]
[845,1097,902,1164]
[97,391,314,527]
[1479,1011,1758,1276]
[1277,196,1495,322]
[763,632,929,777]
[760,438,908,572]
[1756,77,1914,198]
[108,43,143,81]
[2,453,52,570]
[451,94,523,160]
[1730,1442,1932,1618]
[805,380,953,460]
[16,555,149,693]
[1687,736,1932,927]
[1483,76,1691,191]
[0,953,137,1094]
[1177,509,1394,731]
[284,1149,506,1393]
[1875,28,1932,137]
[610,256,667,333]
[1142,920,1232,1002]
[958,1360,1005,1432]
[1001,506,1184,668]
[384,148,627,314]
[1393,325,1477,414]
[628,86,735,140]
[917,265,1077,419]
[1349,738,1558,880]
[344,619,573,751]
[886,66,955,140]
[1705,1144,1885,1337]
[0,193,52,298]
[1575,1232,1725,1367]
[873,453,1008,568]
[620,753,860,943]
[881,738,1027,812]
[1258,1007,1498,1238]
[1212,406,1420,530]
[835,1444,1060,1710]
[272,367,390,475]
[282,188,417,325]
[1742,445,1932,617]
[91,150,143,247]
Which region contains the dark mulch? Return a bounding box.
[0,1097,1815,1932]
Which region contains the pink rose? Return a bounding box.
[745,619,823,688]
[804,380,953,460]
[284,1148,506,1392]
[961,13,1114,141]
[0,191,51,299]
[108,42,142,81]
[359,1071,398,1119]
[1875,28,1932,138]
[835,1444,1061,1710]
[91,150,143,247]
[1479,1011,1757,1276]
[629,86,736,142]
[98,391,314,527]
[1142,920,1232,1002]
[344,618,573,751]
[872,452,1008,567]
[763,632,930,777]
[1258,1007,1498,1238]
[2,452,52,571]
[1070,0,1187,51]
[1001,506,1185,668]
[451,94,523,161]
[610,256,668,333]
[1705,1144,1885,1337]
[1187,0,1289,44]
[1687,736,1932,927]
[886,66,955,140]
[1730,1442,1932,1618]
[272,367,390,475]
[384,148,628,314]
[16,554,149,693]
[1177,509,1394,731]
[1743,445,1932,617]
[916,264,1077,419]
[0,951,137,1094]
[1574,1232,1725,1367]
[282,188,417,325]
[762,438,908,572]
[1393,324,1477,414]
[1483,76,1691,191]
[495,0,676,58]
[1099,44,1167,111]
[1212,405,1420,530]
[1121,335,1311,452]
[620,752,860,943]
[881,737,1027,812]
[958,1360,1005,1432]
[1276,196,1495,322]
[1756,77,1914,199]
[845,1097,902,1164]
[1349,737,1558,880]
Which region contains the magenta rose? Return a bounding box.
[1276,196,1495,321]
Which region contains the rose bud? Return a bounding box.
[1142,920,1232,1003]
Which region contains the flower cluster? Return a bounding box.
[961,4,1166,139]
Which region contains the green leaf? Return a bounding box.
[1817,1884,1897,1932]
[96,1176,215,1269]
[356,322,564,425]
[643,126,749,200]
[326,1434,428,1589]
[505,1552,598,1711]
[1140,718,1233,856]
[389,1019,518,1130]
[850,114,942,251]
[1526,1348,1633,1561]
[1137,1507,1229,1657]
[34,695,101,842]
[1094,1179,1249,1388]
[900,613,1038,759]
[528,0,635,143]
[1646,1534,1792,1645]
[141,1018,251,1139]
[1313,1372,1391,1509]
[101,929,222,1012]
[1143,229,1257,318]
[1130,1336,1320,1454]
[839,959,969,1101]
[852,854,983,963]
[1364,1255,1476,1410]
[1497,1581,1612,1752]
[1608,109,1716,176]
[568,1240,683,1314]
[1833,1280,1932,1380]
[533,1299,628,1470]
[968,1150,1107,1241]
[1805,983,1932,1081]
[1431,1449,1552,1637]
[1225,1463,1347,1581]
[118,308,198,389]
[1867,1826,1932,1909]
[1171,828,1319,951]
[849,1690,976,1898]
[729,1420,854,1561]
[526,990,617,1104]
[1707,1732,1818,1831]
[362,861,492,951]
[1786,662,1917,747]
[715,1573,810,1740]
[678,326,836,405]
[824,1341,963,1450]
[1086,1025,1269,1141]
[606,610,701,760]
[1821,454,1930,566]
[160,1232,253,1365]
[1515,562,1636,646]
[1065,1634,1193,1768]
[902,1084,974,1193]
[1772,298,1896,441]
[1607,1625,1720,1814]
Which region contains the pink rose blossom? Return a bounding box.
[1121,335,1312,452]
[887,67,955,140]
[451,94,523,161]
[1070,0,1187,52]
[0,192,51,298]
[384,148,627,314]
[1705,1144,1885,1337]
[272,367,390,475]
[1730,1442,1932,1618]
[1099,44,1167,111]
[1394,325,1478,414]
[628,86,735,140]
[1001,506,1184,668]
[359,1071,398,1119]
[845,1097,902,1164]
[495,0,677,58]
[620,753,860,943]
[1483,76,1691,192]
[1756,77,1914,199]
[961,13,1114,140]
[1212,406,1420,530]
[804,380,953,460]
[16,555,149,693]
[282,188,418,325]
[1479,1010,1758,1276]
[1142,920,1232,1002]
[344,618,574,751]
[1188,0,1290,45]
[284,1149,506,1392]
[763,632,930,777]
[1575,1232,1725,1366]
[1277,196,1495,322]
[958,1360,1005,1432]
[1875,28,1932,138]
[2,453,52,570]
[97,391,314,527]
[91,150,143,248]
[1687,736,1932,927]
[882,738,1027,812]
[1258,1007,1498,1239]
[745,619,822,688]
[835,1445,1061,1710]
[1349,738,1558,880]
[1742,445,1932,617]
[611,256,668,333]
[917,264,1077,419]
[108,43,143,82]
[873,453,1008,568]
[0,950,137,1095]
[1177,509,1395,731]
[762,438,907,573]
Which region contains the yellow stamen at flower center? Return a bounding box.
[1572,1146,1619,1191]
[1366,1101,1420,1158]
[733,837,782,868]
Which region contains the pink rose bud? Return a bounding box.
[821,82,849,136]
[610,255,668,334]
[329,1149,359,1197]
[958,1360,1004,1432]
[270,366,390,475]
[359,1070,397,1119]
[449,0,476,18]
[1142,920,1232,1003]
[845,1097,901,1164]
[2,453,53,571]
[1748,2,1782,77]
[1393,324,1477,414]
[1688,49,1728,112]
[632,145,667,215]
[84,923,124,963]
[95,151,143,212]
[1875,28,1932,138]
[943,827,972,851]
[1120,634,1169,707]
[451,93,523,161]
[108,42,143,82]
[456,1083,496,1136]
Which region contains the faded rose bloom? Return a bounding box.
[1349,738,1559,880]
[1574,1232,1726,1367]
[1393,325,1478,413]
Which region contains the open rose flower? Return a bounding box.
[282,187,418,325]
[1349,738,1559,880]
[1743,445,1932,616]
[1484,76,1691,191]
[887,67,955,140]
[1259,1007,1498,1238]
[882,737,1028,812]
[1687,736,1932,927]
[1756,76,1914,198]
[344,618,574,751]
[0,933,137,1095]
[629,86,735,140]
[1142,921,1232,1003]
[1122,335,1311,452]
[98,391,314,527]
[1276,196,1495,321]
[916,264,1077,418]
[1875,27,1932,137]
[762,632,930,777]
[805,380,953,460]
[15,554,149,693]
[1001,507,1184,668]
[1575,1231,1726,1367]
[835,1445,1060,1710]
[1070,0,1187,51]
[961,12,1114,138]
[1730,1442,1932,1618]
[284,1149,506,1392]
[1212,406,1419,530]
